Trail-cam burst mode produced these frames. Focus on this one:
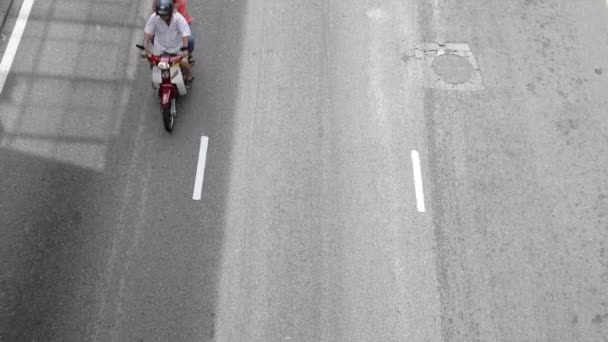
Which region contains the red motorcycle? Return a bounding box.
[136,44,189,132]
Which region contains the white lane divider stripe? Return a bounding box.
[411,150,426,212]
[0,0,35,94]
[192,136,209,200]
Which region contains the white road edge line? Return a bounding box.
[411,150,426,212]
[192,136,209,200]
[0,0,35,94]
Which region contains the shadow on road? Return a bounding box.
[0,0,248,340]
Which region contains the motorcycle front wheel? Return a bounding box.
[162,107,174,132]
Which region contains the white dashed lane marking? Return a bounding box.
[411,150,426,213]
[0,0,35,94]
[192,136,209,200]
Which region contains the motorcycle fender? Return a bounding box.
[160,85,173,108]
[170,65,187,95]
[151,66,162,89]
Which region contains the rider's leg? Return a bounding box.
[180,58,193,82]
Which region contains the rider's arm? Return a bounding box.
[143,14,156,52]
[181,36,189,52]
[144,33,154,52]
[176,14,191,54]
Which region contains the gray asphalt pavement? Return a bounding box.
[1,0,607,341]
[0,0,14,34]
[0,0,243,340]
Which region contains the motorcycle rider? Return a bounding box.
[143,0,193,85]
[152,0,195,57]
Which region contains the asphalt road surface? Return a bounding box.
[1,0,607,341]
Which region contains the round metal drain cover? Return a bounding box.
[431,54,474,84]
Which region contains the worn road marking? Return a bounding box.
[193,136,209,200]
[411,150,426,212]
[0,0,35,94]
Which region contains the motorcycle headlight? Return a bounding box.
[158,61,170,70]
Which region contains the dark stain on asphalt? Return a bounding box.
[595,67,603,75]
[526,83,536,94]
[571,314,578,326]
[210,312,216,339]
[592,313,608,325]
[555,119,580,135]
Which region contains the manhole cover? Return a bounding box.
[431,54,474,84]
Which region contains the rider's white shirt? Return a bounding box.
[144,12,191,53]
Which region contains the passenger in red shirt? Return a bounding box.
[153,0,195,54]
[173,0,193,24]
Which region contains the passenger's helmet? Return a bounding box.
[155,0,174,16]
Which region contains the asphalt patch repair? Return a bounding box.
[415,42,485,91]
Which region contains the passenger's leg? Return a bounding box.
[188,24,194,54]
